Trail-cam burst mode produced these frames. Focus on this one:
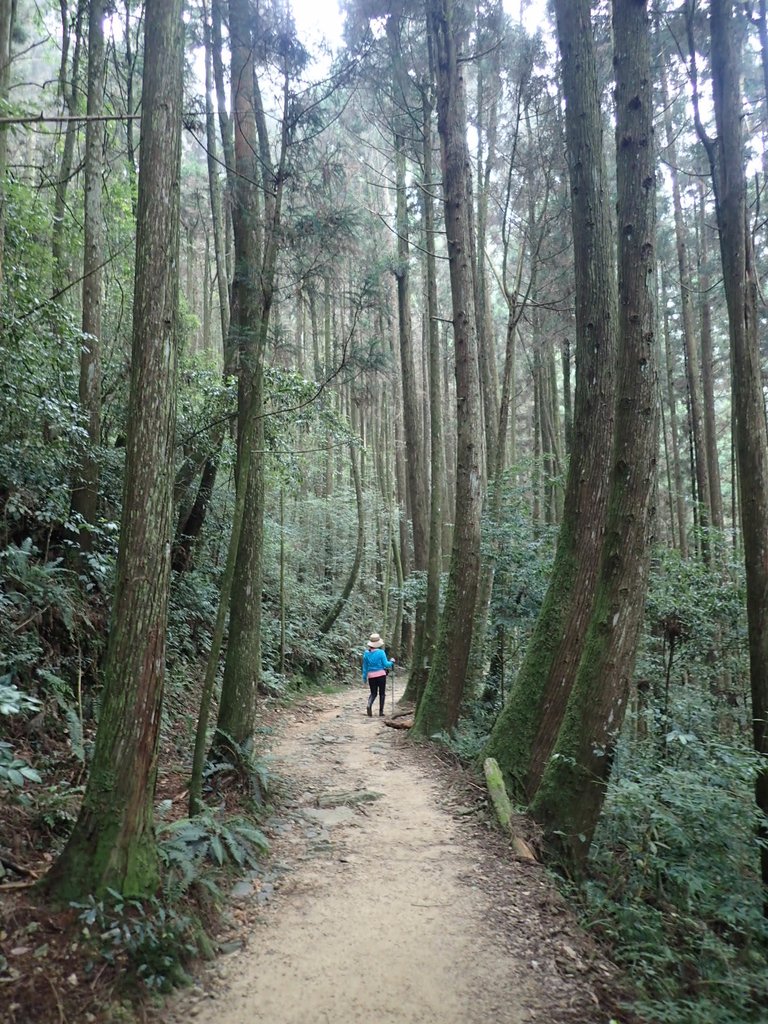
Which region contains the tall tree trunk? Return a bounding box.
[390,121,429,695]
[703,0,768,898]
[52,0,84,296]
[483,0,617,800]
[318,440,365,635]
[43,0,183,900]
[215,0,265,750]
[697,179,723,533]
[121,0,139,207]
[561,335,572,456]
[211,0,235,260]
[660,53,711,560]
[421,82,443,706]
[71,0,106,549]
[662,273,689,557]
[474,3,502,474]
[0,0,12,291]
[171,4,235,571]
[530,0,658,874]
[404,81,443,705]
[413,0,484,736]
[215,4,287,752]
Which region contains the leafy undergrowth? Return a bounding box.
[583,738,768,1024]
[0,682,288,1024]
[440,693,768,1024]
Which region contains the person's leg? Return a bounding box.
[367,679,376,716]
[378,677,386,715]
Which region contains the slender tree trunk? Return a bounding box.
[389,117,428,694]
[561,336,572,455]
[531,0,658,873]
[43,0,183,900]
[318,440,365,635]
[414,0,484,736]
[474,7,502,474]
[214,0,264,750]
[171,4,235,570]
[215,5,287,751]
[697,180,723,533]
[663,277,688,557]
[404,83,443,706]
[52,0,84,296]
[483,0,617,800]
[466,215,524,699]
[211,0,235,248]
[660,54,711,559]
[531,368,541,531]
[71,0,106,548]
[0,0,12,291]
[121,0,139,207]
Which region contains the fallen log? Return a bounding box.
[384,717,413,730]
[483,757,537,861]
[317,790,382,808]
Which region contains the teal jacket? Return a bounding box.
[362,647,394,681]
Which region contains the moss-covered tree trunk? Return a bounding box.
[705,0,768,896]
[214,0,264,750]
[413,0,484,736]
[530,0,657,874]
[483,0,617,800]
[215,0,286,751]
[42,0,183,900]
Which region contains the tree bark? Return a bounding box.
[531,0,658,873]
[215,1,287,751]
[704,0,768,898]
[413,0,484,736]
[43,0,183,900]
[318,440,365,635]
[171,2,235,571]
[696,179,723,533]
[52,0,84,296]
[0,0,12,290]
[215,0,265,750]
[483,0,617,800]
[660,52,711,560]
[474,2,502,474]
[662,272,688,557]
[388,90,429,695]
[403,81,443,706]
[71,0,106,549]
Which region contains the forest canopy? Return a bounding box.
[1,1,767,1022]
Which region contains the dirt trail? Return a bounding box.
[163,684,624,1024]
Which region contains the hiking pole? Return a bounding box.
[391,658,395,716]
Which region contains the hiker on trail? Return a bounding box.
[362,632,394,717]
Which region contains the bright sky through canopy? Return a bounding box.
[289,0,550,51]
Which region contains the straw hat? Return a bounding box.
[367,632,385,648]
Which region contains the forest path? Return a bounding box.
[162,682,622,1024]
